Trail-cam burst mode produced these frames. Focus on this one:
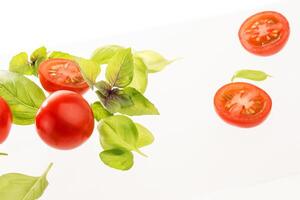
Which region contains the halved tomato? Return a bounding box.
[214,82,272,128]
[38,58,89,94]
[239,11,290,56]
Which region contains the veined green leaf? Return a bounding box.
[231,69,271,82]
[105,48,134,88]
[0,71,46,125]
[128,57,148,93]
[91,101,113,121]
[95,80,111,97]
[118,87,159,116]
[99,149,133,170]
[134,50,173,73]
[136,123,154,148]
[91,45,124,65]
[98,115,145,156]
[0,163,53,200]
[9,52,33,75]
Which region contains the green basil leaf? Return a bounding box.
[134,50,173,73]
[105,48,134,88]
[0,163,53,200]
[0,153,8,156]
[128,57,148,93]
[231,69,271,82]
[136,123,154,148]
[99,149,133,170]
[91,101,113,121]
[98,115,145,156]
[30,46,47,63]
[49,51,101,86]
[118,87,159,116]
[9,52,33,75]
[91,45,124,65]
[95,80,111,97]
[0,71,46,125]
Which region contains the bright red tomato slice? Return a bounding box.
[214,82,272,128]
[239,11,290,56]
[35,90,94,150]
[0,97,12,143]
[38,58,89,94]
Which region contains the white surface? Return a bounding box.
[1,0,300,199]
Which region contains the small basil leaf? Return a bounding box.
[231,69,271,82]
[91,101,113,121]
[136,123,154,148]
[134,50,173,73]
[91,45,124,65]
[99,149,134,170]
[0,71,46,125]
[0,153,8,156]
[0,163,53,200]
[128,57,148,93]
[95,81,112,97]
[118,87,159,116]
[9,52,33,75]
[30,46,47,63]
[105,48,134,88]
[98,115,145,156]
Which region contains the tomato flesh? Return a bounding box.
[214,82,272,128]
[0,97,12,143]
[239,11,290,56]
[35,90,94,150]
[38,58,89,94]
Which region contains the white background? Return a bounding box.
[2,0,300,199]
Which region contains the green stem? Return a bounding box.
[135,148,148,157]
[43,163,54,176]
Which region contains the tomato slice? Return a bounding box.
[214,82,272,128]
[239,11,290,56]
[38,58,89,94]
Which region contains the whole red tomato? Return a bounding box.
[35,90,94,150]
[0,97,12,143]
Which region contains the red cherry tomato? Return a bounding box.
[239,11,290,56]
[214,82,272,128]
[0,97,12,143]
[35,90,94,150]
[38,58,89,94]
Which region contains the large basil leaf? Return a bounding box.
[128,57,148,93]
[0,71,46,125]
[9,52,33,75]
[105,48,134,88]
[99,149,134,170]
[98,115,144,155]
[0,163,53,200]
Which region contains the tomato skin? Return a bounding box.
[35,90,94,150]
[0,97,12,143]
[214,82,272,128]
[38,59,89,94]
[239,11,290,56]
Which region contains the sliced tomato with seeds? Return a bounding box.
[239,11,290,56]
[38,58,89,94]
[214,82,272,128]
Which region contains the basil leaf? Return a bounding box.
[91,101,113,121]
[91,45,124,65]
[128,57,148,93]
[0,153,8,156]
[0,71,46,125]
[136,123,154,148]
[105,48,134,88]
[231,69,271,82]
[118,87,159,116]
[134,50,173,73]
[30,46,47,63]
[49,51,101,86]
[95,80,111,97]
[9,52,33,75]
[98,115,145,156]
[0,163,53,200]
[99,149,134,170]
